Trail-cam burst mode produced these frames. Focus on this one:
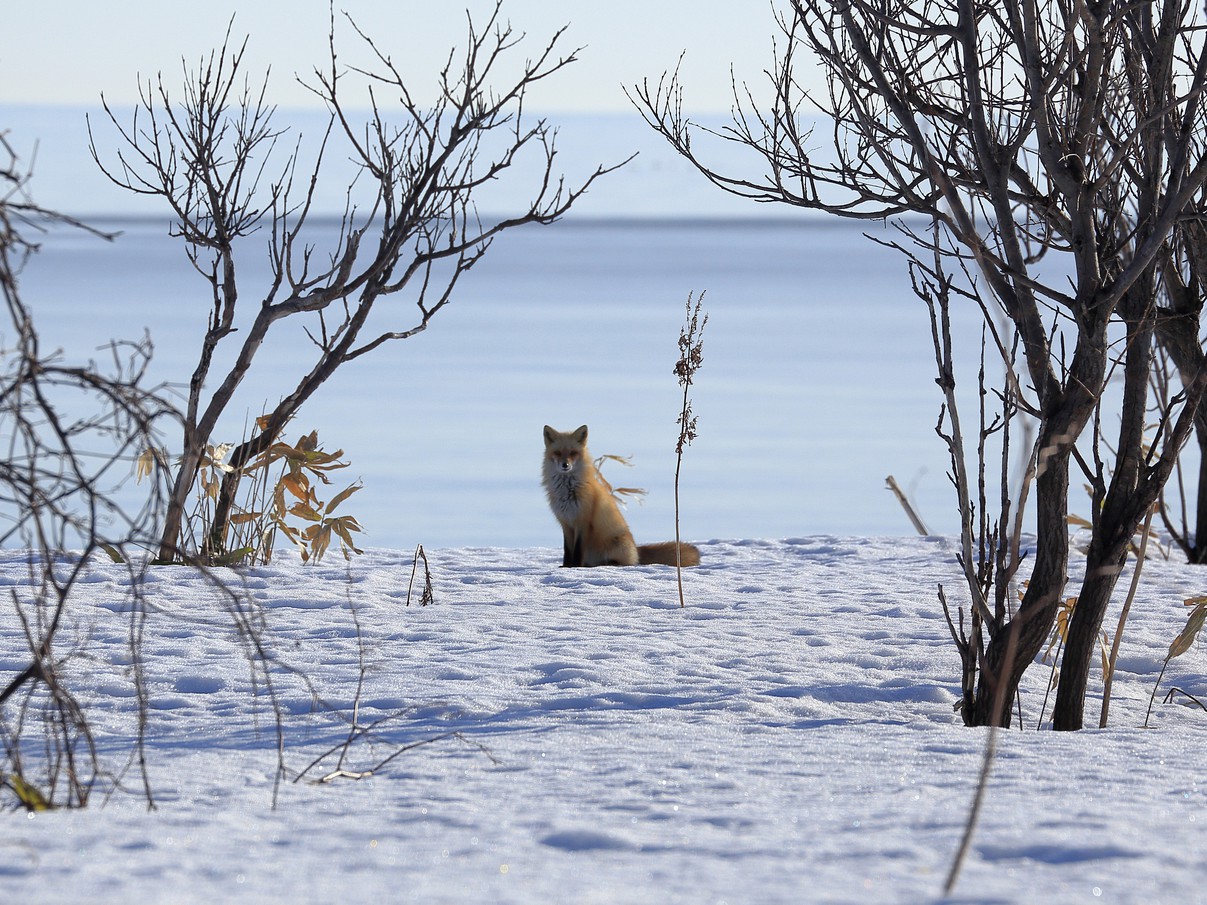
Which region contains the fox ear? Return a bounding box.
[573,425,588,444]
[543,425,556,446]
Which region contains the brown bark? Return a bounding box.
[971,445,1072,726]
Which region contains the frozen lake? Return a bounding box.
[17,213,981,551]
[8,106,989,552]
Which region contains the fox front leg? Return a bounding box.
[562,528,583,567]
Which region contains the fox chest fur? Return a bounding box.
[542,467,587,525]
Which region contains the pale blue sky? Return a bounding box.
[3,1,785,113]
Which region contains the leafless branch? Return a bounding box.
[89,5,627,563]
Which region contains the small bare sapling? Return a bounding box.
[673,292,707,607]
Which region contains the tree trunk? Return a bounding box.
[1195,427,1207,563]
[157,446,203,562]
[970,442,1071,727]
[1154,271,1207,562]
[1054,310,1153,729]
[1052,538,1130,730]
[1179,403,1207,563]
[205,420,284,559]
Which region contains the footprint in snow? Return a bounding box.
[539,829,635,852]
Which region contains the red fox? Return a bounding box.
[542,424,701,568]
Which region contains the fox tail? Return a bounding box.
[637,541,701,567]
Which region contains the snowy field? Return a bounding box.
[4,536,1207,904]
[6,106,1207,904]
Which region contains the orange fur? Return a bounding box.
[542,425,700,568]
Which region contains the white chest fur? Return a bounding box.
[543,467,583,523]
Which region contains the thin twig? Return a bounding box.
[1099,504,1156,728]
[945,604,1028,895]
[885,475,929,535]
[406,544,434,606]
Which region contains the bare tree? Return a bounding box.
[2,131,446,809]
[0,132,178,807]
[905,229,1029,725]
[633,0,1207,728]
[1153,190,1207,562]
[90,4,625,563]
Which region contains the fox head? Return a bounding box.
[543,424,589,474]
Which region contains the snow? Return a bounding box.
[5,536,1207,904]
[6,104,1207,905]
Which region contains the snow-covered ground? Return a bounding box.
[4,536,1207,903]
[6,103,1207,904]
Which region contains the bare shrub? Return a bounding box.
[90,4,627,563]
[0,132,176,808]
[673,292,707,607]
[634,0,1207,729]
